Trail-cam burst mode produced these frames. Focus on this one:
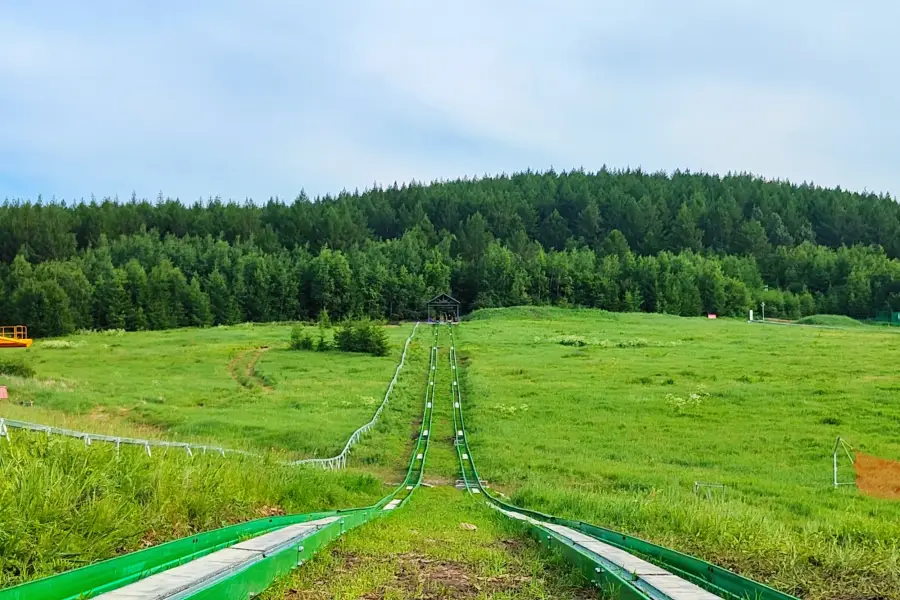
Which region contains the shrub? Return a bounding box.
[314,333,331,352]
[0,357,35,378]
[335,319,389,357]
[76,329,125,337]
[558,335,587,347]
[289,325,314,350]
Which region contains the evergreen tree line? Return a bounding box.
[1,218,898,338]
[4,168,900,263]
[2,168,899,336]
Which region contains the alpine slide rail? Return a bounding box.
[0,324,798,600]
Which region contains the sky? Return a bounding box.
[1,1,898,203]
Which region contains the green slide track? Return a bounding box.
[446,323,799,600]
[0,326,439,600]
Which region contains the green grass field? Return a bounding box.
[1,323,415,458]
[0,322,426,588]
[459,307,900,599]
[3,312,898,599]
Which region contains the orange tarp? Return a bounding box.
[855,452,900,500]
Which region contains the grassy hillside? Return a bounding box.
[795,314,864,327]
[460,307,900,600]
[0,323,415,458]
[0,322,439,588]
[6,313,899,598]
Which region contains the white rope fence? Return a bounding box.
[0,418,247,458]
[289,322,419,469]
[0,322,420,470]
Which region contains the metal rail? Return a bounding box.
[445,324,799,600]
[0,324,436,600]
[0,323,420,470]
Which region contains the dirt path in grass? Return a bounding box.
[855,452,900,500]
[246,347,272,390]
[228,347,272,390]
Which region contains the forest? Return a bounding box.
[2,168,899,337]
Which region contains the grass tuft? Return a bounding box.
[0,431,383,587]
[39,340,86,349]
[0,357,35,378]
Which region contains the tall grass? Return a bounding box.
[0,357,34,378]
[0,431,383,587]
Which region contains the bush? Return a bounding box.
[335,319,389,357]
[314,332,331,352]
[289,325,314,350]
[0,357,35,378]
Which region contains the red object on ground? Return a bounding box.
[0,386,7,399]
[707,313,717,319]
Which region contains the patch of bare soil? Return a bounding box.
[256,504,286,517]
[285,552,535,599]
[855,452,900,500]
[88,406,111,422]
[422,477,453,487]
[284,544,599,600]
[86,406,163,437]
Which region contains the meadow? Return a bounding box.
[0,321,432,588]
[458,307,900,600]
[4,312,899,599]
[1,322,593,597]
[0,323,416,458]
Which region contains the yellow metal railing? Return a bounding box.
[0,326,28,340]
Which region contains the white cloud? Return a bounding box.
[0,1,898,201]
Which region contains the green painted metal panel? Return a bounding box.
[515,517,651,600]
[0,509,359,600]
[186,512,371,600]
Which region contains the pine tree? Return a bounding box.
[206,269,239,325]
[184,276,213,327]
[670,203,703,252]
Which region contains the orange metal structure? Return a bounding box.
[0,325,33,348]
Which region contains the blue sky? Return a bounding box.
[1,1,898,202]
